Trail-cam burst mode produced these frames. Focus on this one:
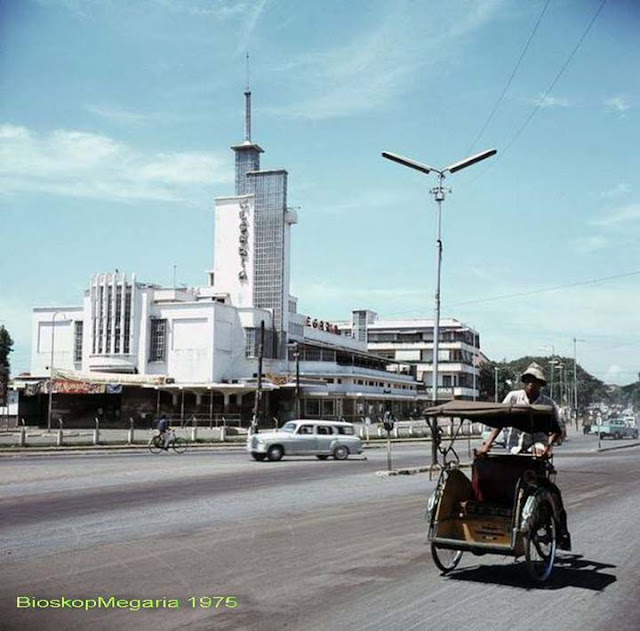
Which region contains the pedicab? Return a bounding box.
[423,400,570,582]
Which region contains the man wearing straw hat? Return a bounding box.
[478,362,563,458]
[477,362,571,549]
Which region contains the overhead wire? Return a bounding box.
[469,0,609,182]
[445,269,640,308]
[467,0,551,154]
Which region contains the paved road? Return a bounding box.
[1,436,638,631]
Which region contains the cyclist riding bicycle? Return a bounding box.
[155,414,171,450]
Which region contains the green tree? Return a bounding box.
[0,325,12,407]
[0,325,13,372]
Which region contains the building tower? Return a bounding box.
[213,63,297,357]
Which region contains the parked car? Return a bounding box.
[590,417,639,440]
[247,419,363,462]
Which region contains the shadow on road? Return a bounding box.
[443,553,617,591]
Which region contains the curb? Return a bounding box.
[595,441,640,453]
[0,443,247,457]
[376,462,472,477]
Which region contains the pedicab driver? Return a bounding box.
[477,362,563,458]
[476,362,571,549]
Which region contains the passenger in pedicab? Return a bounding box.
[476,362,571,550]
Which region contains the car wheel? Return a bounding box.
[251,452,266,461]
[333,445,349,460]
[267,445,284,462]
[316,455,329,460]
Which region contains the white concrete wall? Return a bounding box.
[213,195,255,309]
[31,307,83,376]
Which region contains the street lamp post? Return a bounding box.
[47,311,66,431]
[494,366,499,402]
[549,357,560,401]
[288,341,301,419]
[382,148,496,465]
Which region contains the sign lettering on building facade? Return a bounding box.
[305,316,341,335]
[238,200,250,281]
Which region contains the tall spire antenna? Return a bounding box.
[244,52,252,143]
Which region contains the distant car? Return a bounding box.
[590,417,639,440]
[247,419,364,462]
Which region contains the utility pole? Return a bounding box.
[251,321,265,434]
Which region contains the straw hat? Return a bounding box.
[521,362,547,385]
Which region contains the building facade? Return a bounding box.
[338,312,481,401]
[26,85,423,426]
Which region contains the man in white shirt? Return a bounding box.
[476,362,571,549]
[478,362,563,458]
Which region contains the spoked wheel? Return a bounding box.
[172,437,188,454]
[148,435,163,454]
[431,543,463,574]
[525,500,557,582]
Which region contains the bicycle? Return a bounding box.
[148,429,188,454]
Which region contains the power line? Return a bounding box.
[445,269,640,308]
[470,0,608,181]
[467,0,551,154]
[499,0,608,159]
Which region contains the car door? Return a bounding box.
[315,425,336,454]
[292,424,317,454]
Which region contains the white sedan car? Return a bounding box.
[247,419,363,462]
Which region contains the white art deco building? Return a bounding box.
[26,85,424,426]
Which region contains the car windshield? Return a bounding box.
[281,422,296,432]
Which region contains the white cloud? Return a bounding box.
[590,203,640,227]
[0,124,232,203]
[538,95,571,108]
[265,0,502,120]
[86,104,179,126]
[604,96,631,113]
[569,236,608,254]
[601,183,631,198]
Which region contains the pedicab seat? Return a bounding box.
[456,454,545,518]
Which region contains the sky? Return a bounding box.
[0,0,638,386]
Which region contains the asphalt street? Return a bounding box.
[1,434,638,631]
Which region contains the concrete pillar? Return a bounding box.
[127,418,135,444]
[93,418,100,445]
[220,426,226,442]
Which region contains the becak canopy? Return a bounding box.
[423,400,561,435]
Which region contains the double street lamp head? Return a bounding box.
[381,148,496,177]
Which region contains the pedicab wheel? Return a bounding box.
[431,543,463,574]
[172,437,188,454]
[525,500,557,582]
[148,435,163,454]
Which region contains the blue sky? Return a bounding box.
[1,0,638,386]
